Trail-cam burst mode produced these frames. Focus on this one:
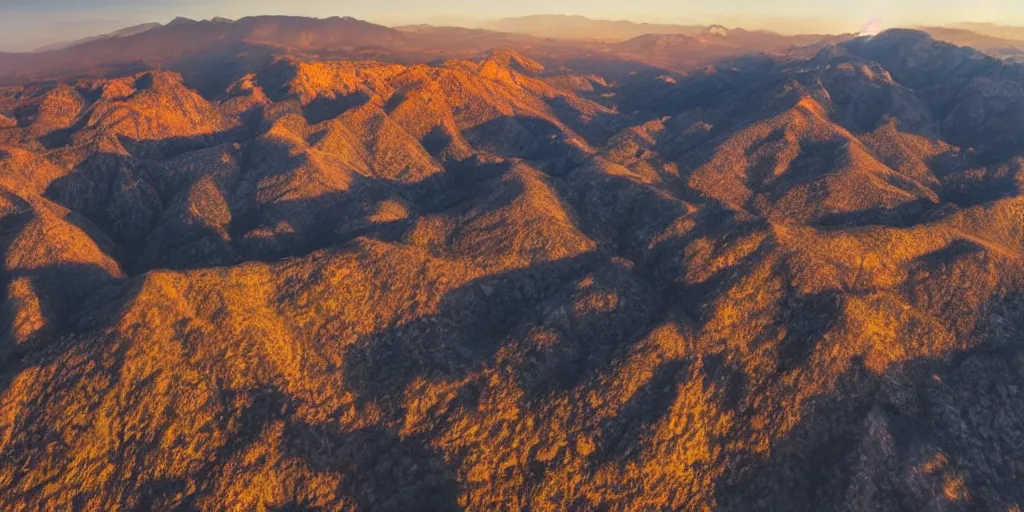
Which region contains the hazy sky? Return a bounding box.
[1,0,1021,51]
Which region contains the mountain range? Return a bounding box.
[7,14,1023,86]
[0,15,851,91]
[474,14,709,41]
[919,26,1024,61]
[33,22,165,53]
[2,15,1024,511]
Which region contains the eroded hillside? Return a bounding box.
[1,30,1024,511]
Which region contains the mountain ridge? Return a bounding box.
[0,15,847,89]
[1,25,1024,511]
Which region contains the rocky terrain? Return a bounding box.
[1,19,1024,511]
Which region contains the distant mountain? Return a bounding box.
[33,23,164,52]
[0,15,845,90]
[0,16,407,87]
[921,26,1024,60]
[951,22,1024,41]
[615,29,850,68]
[477,14,708,41]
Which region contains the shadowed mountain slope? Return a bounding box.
[1,28,1024,511]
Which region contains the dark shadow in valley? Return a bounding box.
[37,128,75,150]
[132,218,240,275]
[590,358,691,465]
[814,177,1020,230]
[175,42,281,100]
[268,505,320,512]
[715,333,1024,511]
[0,262,140,508]
[714,356,877,512]
[649,208,772,325]
[612,55,779,121]
[381,90,407,114]
[37,121,88,150]
[815,145,1021,229]
[419,124,460,158]
[0,263,121,378]
[914,239,986,270]
[45,152,162,257]
[338,243,667,492]
[752,139,845,201]
[335,247,663,495]
[543,95,625,148]
[5,31,1024,512]
[284,421,461,512]
[224,139,519,268]
[702,353,748,411]
[0,327,135,508]
[1,272,453,512]
[938,154,1023,208]
[558,165,695,261]
[553,152,780,342]
[515,262,661,402]
[775,291,843,373]
[814,197,941,229]
[713,270,1024,511]
[39,133,521,275]
[301,92,370,124]
[550,55,669,81]
[117,130,249,161]
[0,254,465,509]
[0,189,126,377]
[462,115,586,166]
[341,252,605,414]
[125,385,294,511]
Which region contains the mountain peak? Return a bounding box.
[481,48,545,74]
[705,24,730,36]
[166,17,198,27]
[870,27,936,43]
